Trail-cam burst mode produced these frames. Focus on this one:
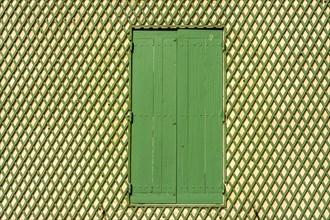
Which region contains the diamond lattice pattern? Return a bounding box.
[0,1,329,219]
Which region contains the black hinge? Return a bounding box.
[128,183,133,195]
[222,184,226,194]
[221,112,226,122]
[130,42,134,53]
[127,111,133,123]
[222,42,226,51]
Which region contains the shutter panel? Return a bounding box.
[177,30,223,204]
[131,31,177,203]
[131,30,223,204]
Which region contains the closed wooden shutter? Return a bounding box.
[131,31,177,203]
[177,30,223,204]
[131,30,223,204]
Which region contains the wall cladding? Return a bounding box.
[0,1,329,219]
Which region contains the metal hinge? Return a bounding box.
[128,183,133,195]
[222,42,226,51]
[130,42,134,53]
[222,112,226,122]
[222,184,226,194]
[127,111,133,123]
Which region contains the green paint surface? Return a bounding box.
[131,30,223,204]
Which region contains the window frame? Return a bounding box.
[127,26,227,207]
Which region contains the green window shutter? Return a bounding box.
[131,30,223,204]
[131,31,177,204]
[177,30,223,204]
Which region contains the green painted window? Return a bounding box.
[130,29,224,204]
